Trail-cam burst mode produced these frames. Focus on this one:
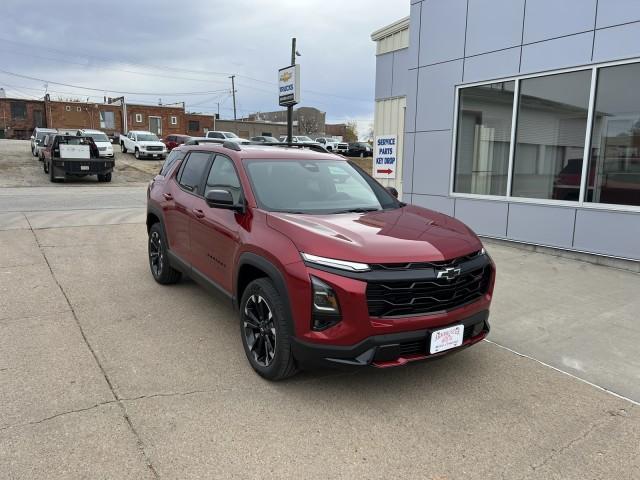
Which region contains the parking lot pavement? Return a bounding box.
[1,214,638,479]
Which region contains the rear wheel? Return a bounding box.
[121,142,127,153]
[43,159,48,174]
[48,161,61,182]
[97,172,112,182]
[148,223,181,284]
[240,278,297,381]
[135,149,141,159]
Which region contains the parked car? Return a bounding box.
[185,137,251,146]
[30,127,57,158]
[315,137,349,154]
[77,129,114,158]
[119,130,167,159]
[146,142,495,380]
[278,135,318,145]
[250,136,280,143]
[41,134,113,182]
[348,142,373,157]
[163,134,192,151]
[205,131,249,143]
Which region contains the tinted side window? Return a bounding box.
[161,149,186,176]
[205,155,242,203]
[177,152,211,194]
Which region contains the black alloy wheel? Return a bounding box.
[148,223,181,284]
[243,294,277,367]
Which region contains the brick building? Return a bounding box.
[0,96,217,139]
[245,106,326,136]
[0,99,46,139]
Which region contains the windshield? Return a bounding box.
[83,133,109,142]
[298,136,313,142]
[36,132,52,140]
[137,134,159,141]
[223,132,239,138]
[244,160,399,214]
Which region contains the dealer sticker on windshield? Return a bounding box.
[429,324,464,354]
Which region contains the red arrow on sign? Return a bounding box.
[377,169,393,174]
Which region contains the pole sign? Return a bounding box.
[373,135,397,179]
[278,64,300,107]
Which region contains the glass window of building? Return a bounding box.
[587,63,640,207]
[511,70,592,200]
[454,81,515,196]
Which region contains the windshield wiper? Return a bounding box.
[332,207,380,214]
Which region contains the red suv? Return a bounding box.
[147,142,495,380]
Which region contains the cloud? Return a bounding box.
[0,0,408,129]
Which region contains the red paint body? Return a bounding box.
[148,144,495,367]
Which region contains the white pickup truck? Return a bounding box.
[315,137,348,154]
[120,130,167,159]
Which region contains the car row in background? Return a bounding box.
[347,142,373,157]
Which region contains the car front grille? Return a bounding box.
[98,147,106,151]
[146,146,163,151]
[366,259,492,318]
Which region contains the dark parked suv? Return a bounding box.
[147,142,495,380]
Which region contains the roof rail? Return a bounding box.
[223,140,242,151]
[250,142,329,154]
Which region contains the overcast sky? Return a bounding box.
[0,0,408,136]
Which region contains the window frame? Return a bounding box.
[135,113,143,123]
[170,115,178,125]
[450,57,640,213]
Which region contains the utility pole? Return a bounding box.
[229,75,237,121]
[287,37,296,146]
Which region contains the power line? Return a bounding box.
[0,69,230,96]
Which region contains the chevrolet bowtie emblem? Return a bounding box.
[436,267,461,280]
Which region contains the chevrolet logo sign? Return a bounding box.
[436,267,461,280]
[280,71,292,82]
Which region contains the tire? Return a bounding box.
[148,223,181,285]
[32,147,37,157]
[135,149,140,159]
[98,172,112,182]
[359,152,364,158]
[121,142,127,153]
[43,159,48,174]
[49,161,60,182]
[240,278,297,381]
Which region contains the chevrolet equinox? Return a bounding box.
[146,142,496,380]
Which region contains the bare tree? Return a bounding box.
[298,115,320,135]
[344,121,358,142]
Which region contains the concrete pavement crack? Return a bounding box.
[24,215,161,479]
[0,400,118,432]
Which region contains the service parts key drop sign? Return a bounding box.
[373,135,397,179]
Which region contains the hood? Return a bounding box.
[94,141,113,148]
[139,141,165,148]
[267,205,482,264]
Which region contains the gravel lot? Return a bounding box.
[0,139,162,187]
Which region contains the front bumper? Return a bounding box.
[291,310,490,368]
[139,150,166,159]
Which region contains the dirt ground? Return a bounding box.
[0,139,163,187]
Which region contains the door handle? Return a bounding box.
[163,193,173,201]
[192,208,205,219]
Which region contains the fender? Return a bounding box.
[236,252,296,336]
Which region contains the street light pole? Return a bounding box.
[287,38,296,146]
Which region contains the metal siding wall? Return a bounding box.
[404,0,640,261]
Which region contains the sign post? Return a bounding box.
[373,135,397,179]
[279,38,300,146]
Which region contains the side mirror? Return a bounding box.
[205,189,243,212]
[386,186,399,198]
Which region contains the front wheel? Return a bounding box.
[240,278,297,381]
[148,223,181,284]
[359,151,364,158]
[135,149,140,159]
[121,143,127,153]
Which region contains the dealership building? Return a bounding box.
[374,0,640,264]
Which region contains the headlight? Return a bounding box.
[301,252,369,272]
[310,276,341,330]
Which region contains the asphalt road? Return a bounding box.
[0,140,638,479]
